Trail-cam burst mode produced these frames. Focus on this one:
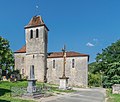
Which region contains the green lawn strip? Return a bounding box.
[40,83,76,94]
[50,86,75,93]
[106,89,120,102]
[0,81,35,102]
[0,97,35,102]
[0,81,75,101]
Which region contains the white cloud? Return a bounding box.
[86,42,94,47]
[36,5,39,8]
[93,38,98,42]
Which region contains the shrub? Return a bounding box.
[88,72,101,87]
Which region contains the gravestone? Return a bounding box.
[2,70,7,81]
[112,84,120,94]
[3,76,7,81]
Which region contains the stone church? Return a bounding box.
[14,15,89,87]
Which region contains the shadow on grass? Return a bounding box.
[0,100,10,102]
[0,88,11,102]
[0,88,11,96]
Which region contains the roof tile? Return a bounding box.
[24,16,49,30]
[15,46,89,58]
[48,52,89,58]
[15,45,26,53]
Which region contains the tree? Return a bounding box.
[88,62,102,87]
[91,40,120,88]
[88,72,101,87]
[88,62,97,73]
[0,36,14,78]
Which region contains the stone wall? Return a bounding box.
[25,26,48,82]
[25,53,45,82]
[25,26,47,54]
[14,53,26,75]
[112,84,120,94]
[47,56,88,87]
[14,53,88,87]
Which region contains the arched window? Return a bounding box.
[53,60,55,68]
[72,59,75,68]
[36,29,39,38]
[30,30,33,39]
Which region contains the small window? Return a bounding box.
[33,55,35,58]
[53,60,55,68]
[30,30,33,39]
[36,29,39,38]
[72,59,75,68]
[22,57,24,63]
[22,69,24,74]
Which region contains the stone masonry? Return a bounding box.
[14,15,89,87]
[47,55,88,87]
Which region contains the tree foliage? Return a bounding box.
[0,36,14,77]
[89,40,120,88]
[88,72,101,87]
[88,62,101,87]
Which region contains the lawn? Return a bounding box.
[0,81,75,102]
[0,81,35,102]
[107,89,120,102]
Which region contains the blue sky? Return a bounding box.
[0,0,120,63]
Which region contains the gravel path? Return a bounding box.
[38,87,106,102]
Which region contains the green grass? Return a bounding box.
[50,86,75,94]
[40,83,75,93]
[0,81,35,102]
[107,89,120,102]
[0,81,75,102]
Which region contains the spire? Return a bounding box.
[24,0,49,30]
[36,5,39,15]
[35,0,40,15]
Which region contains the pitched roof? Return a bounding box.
[15,45,26,53]
[24,15,49,31]
[14,46,89,58]
[47,52,89,58]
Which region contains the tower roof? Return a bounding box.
[24,16,49,31]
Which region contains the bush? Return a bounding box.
[88,72,101,87]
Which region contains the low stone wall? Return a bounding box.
[112,84,120,94]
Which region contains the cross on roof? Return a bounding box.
[62,45,66,53]
[35,0,40,15]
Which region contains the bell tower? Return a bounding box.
[24,16,49,82]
